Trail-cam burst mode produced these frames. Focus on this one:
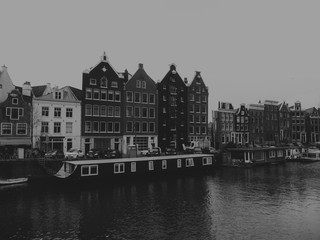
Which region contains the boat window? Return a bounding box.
[269,151,275,158]
[81,165,98,176]
[277,150,283,157]
[131,162,136,172]
[114,163,125,174]
[177,159,182,168]
[162,160,167,169]
[149,161,154,171]
[202,157,212,165]
[186,158,194,167]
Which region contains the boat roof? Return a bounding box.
[226,146,288,151]
[65,154,213,166]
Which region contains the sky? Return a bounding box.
[1,0,320,113]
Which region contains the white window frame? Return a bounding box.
[114,163,125,174]
[162,160,167,169]
[81,165,98,176]
[177,159,182,168]
[148,161,154,171]
[202,157,212,165]
[186,158,194,167]
[131,162,136,172]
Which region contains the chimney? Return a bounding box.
[184,77,188,84]
[139,63,143,69]
[101,51,108,62]
[1,65,7,72]
[22,81,32,96]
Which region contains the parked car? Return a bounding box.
[165,147,177,155]
[44,149,65,159]
[65,148,85,160]
[203,147,218,154]
[147,147,161,156]
[193,147,203,154]
[86,148,106,159]
[105,149,121,159]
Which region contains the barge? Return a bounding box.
[218,146,287,167]
[49,154,216,182]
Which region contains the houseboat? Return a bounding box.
[299,148,320,163]
[49,154,216,182]
[218,146,287,167]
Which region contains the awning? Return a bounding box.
[0,138,32,146]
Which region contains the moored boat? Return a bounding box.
[48,154,216,183]
[0,177,28,185]
[299,149,320,163]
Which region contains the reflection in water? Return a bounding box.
[0,162,320,239]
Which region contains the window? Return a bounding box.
[93,89,100,100]
[107,122,113,132]
[101,77,107,88]
[149,108,155,118]
[85,121,92,132]
[149,94,155,104]
[131,162,136,172]
[177,159,182,168]
[100,105,106,116]
[93,121,99,132]
[108,106,113,117]
[127,122,133,132]
[41,122,49,133]
[16,123,27,135]
[111,81,118,88]
[142,93,148,103]
[134,107,140,118]
[202,157,212,165]
[134,92,141,103]
[202,95,207,102]
[148,161,154,171]
[54,122,61,133]
[54,108,61,117]
[12,98,18,105]
[66,122,73,133]
[86,88,92,99]
[190,94,195,101]
[126,106,133,117]
[55,91,62,99]
[101,90,107,100]
[134,122,140,132]
[90,79,96,85]
[85,104,92,116]
[186,158,194,167]
[108,91,114,101]
[136,80,141,88]
[114,122,120,133]
[81,165,98,176]
[269,151,275,158]
[115,91,121,102]
[42,107,49,116]
[93,105,99,116]
[141,81,146,89]
[142,122,148,132]
[1,123,12,135]
[127,91,133,102]
[115,106,120,117]
[142,108,148,118]
[100,122,106,132]
[114,163,125,173]
[149,122,155,133]
[66,108,73,118]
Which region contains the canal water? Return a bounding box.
[1,162,320,240]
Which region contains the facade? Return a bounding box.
[234,104,250,146]
[305,107,320,144]
[263,100,280,145]
[248,102,264,145]
[123,63,158,154]
[290,101,306,144]
[81,53,128,154]
[32,86,82,152]
[0,89,32,158]
[158,64,188,151]
[279,102,291,145]
[213,102,234,149]
[187,71,210,148]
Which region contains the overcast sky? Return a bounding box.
[1,0,320,113]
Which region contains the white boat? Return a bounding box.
[299,149,320,163]
[0,177,28,185]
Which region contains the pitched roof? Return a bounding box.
[32,85,47,97]
[69,86,83,100]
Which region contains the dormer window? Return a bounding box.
[111,81,118,88]
[90,78,97,85]
[12,98,18,105]
[55,91,62,99]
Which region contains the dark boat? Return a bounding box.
[299,149,320,163]
[49,154,216,182]
[218,146,287,167]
